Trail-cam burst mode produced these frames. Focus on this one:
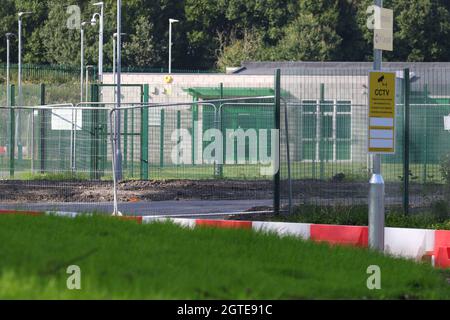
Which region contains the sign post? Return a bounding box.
[369,0,394,252]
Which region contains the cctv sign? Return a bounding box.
[368,71,396,154]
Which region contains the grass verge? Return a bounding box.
[0,215,449,299]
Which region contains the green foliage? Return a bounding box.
[19,171,90,181]
[123,16,158,67]
[1,1,450,69]
[440,153,450,186]
[216,30,265,71]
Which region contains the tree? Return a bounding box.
[276,13,342,61]
[273,0,343,61]
[216,29,265,70]
[355,0,450,62]
[123,16,160,67]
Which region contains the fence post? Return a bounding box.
[131,109,135,177]
[274,69,281,214]
[403,69,411,215]
[319,83,325,180]
[422,84,429,183]
[39,84,46,174]
[9,85,15,178]
[192,98,199,166]
[160,109,165,168]
[90,84,99,180]
[217,83,224,178]
[177,110,181,166]
[123,108,128,172]
[140,84,149,180]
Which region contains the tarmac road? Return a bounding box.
[0,199,272,217]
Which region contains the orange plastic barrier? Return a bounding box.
[310,224,368,247]
[434,230,450,268]
[118,216,143,224]
[195,219,253,230]
[0,210,43,216]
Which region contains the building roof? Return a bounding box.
[233,61,450,75]
[185,87,275,99]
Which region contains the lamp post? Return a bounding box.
[91,2,104,83]
[115,0,123,182]
[168,19,179,74]
[17,11,32,161]
[113,33,126,103]
[85,65,94,102]
[80,21,88,102]
[5,33,14,107]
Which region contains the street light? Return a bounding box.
[112,33,126,103]
[114,0,123,185]
[80,21,88,102]
[168,19,179,74]
[85,65,95,102]
[91,2,104,83]
[5,33,14,107]
[17,11,32,161]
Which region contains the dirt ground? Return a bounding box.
[0,179,445,207]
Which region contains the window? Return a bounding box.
[301,100,352,161]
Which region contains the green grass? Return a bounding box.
[265,204,450,230]
[0,215,449,299]
[18,172,90,181]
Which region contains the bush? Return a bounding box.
[440,153,450,185]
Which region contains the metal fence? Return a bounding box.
[0,93,277,216]
[279,66,450,212]
[0,66,449,216]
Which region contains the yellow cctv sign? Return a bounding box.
[368,71,396,154]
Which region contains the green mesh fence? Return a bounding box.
[280,66,450,211]
[1,65,449,215]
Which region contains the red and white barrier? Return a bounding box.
[1,210,450,268]
[384,227,435,261]
[434,230,450,268]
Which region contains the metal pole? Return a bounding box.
[403,68,410,215]
[168,19,178,74]
[369,0,385,251]
[115,0,123,182]
[113,36,116,103]
[6,34,11,107]
[273,69,281,214]
[17,16,23,160]
[169,20,172,74]
[80,25,85,102]
[99,4,104,83]
[40,83,46,174]
[86,66,93,102]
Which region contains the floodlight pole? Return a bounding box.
[80,22,87,102]
[92,2,104,83]
[18,12,31,161]
[369,0,385,251]
[115,0,123,182]
[113,33,126,104]
[86,65,94,102]
[168,19,179,74]
[6,33,13,107]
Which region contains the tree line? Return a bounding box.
[0,0,450,71]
